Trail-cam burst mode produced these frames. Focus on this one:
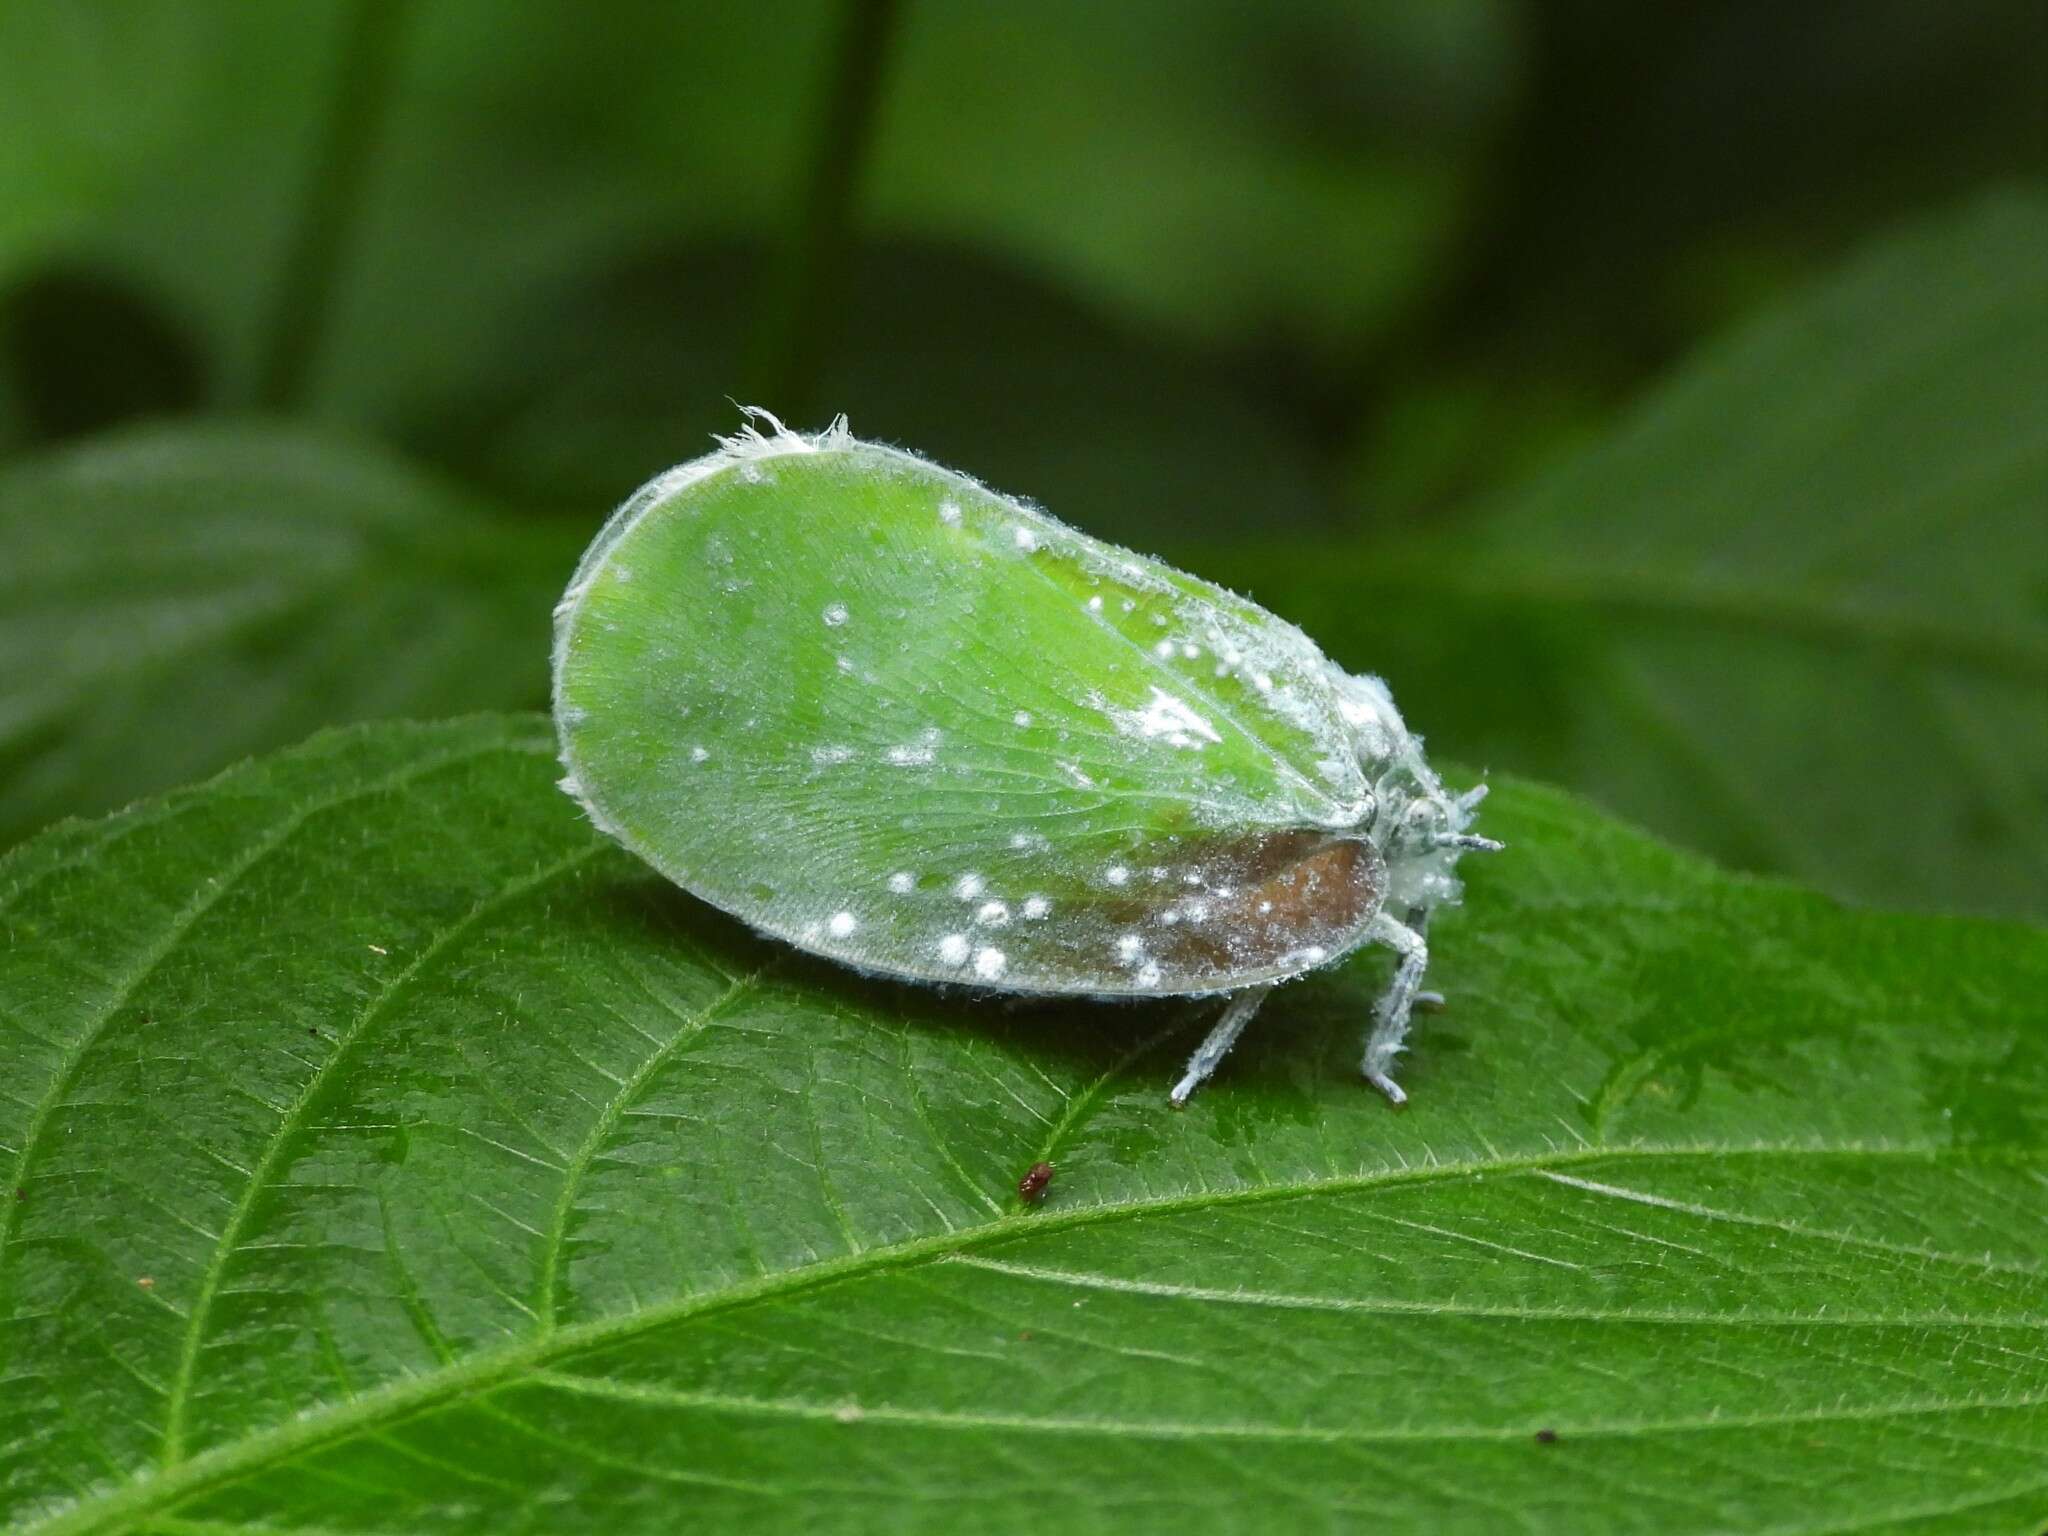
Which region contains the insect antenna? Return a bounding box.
[1433,832,1504,853]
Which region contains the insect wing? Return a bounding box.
[554,435,1385,995]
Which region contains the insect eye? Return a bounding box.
[1396,795,1458,850]
[1403,798,1443,831]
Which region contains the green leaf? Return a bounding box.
[0,1,1506,448]
[1250,191,2048,919]
[5,715,2044,1535]
[0,423,580,844]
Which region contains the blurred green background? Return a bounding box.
[2,0,2044,916]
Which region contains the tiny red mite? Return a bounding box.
[1017,1161,1055,1203]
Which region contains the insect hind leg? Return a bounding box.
[1361,911,1430,1105]
[1169,984,1274,1106]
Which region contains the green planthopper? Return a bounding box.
[551,411,1498,1104]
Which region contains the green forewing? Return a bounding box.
[553,431,1381,996]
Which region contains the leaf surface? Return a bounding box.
[1249,191,2048,919]
[3,716,2044,1535]
[0,423,578,843]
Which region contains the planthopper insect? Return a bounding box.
[551,411,1499,1105]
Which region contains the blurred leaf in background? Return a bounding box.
[0,424,578,844]
[0,0,1513,468]
[1250,192,2048,920]
[1333,0,2048,523]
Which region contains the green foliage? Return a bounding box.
[4,717,2045,1534]
[0,1,1508,445]
[1250,192,2048,918]
[2,6,2043,1530]
[0,423,579,844]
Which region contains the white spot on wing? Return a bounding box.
[1102,686,1223,750]
[886,729,939,767]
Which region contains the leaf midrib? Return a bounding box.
[21,1136,2033,1536]
[529,1366,2048,1444]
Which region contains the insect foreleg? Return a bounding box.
[1362,910,1430,1104]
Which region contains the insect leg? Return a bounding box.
[1169,984,1274,1106]
[1361,911,1430,1104]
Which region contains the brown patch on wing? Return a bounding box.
[1248,837,1380,937]
[1147,831,1385,985]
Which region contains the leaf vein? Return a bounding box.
[155,840,607,1467]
